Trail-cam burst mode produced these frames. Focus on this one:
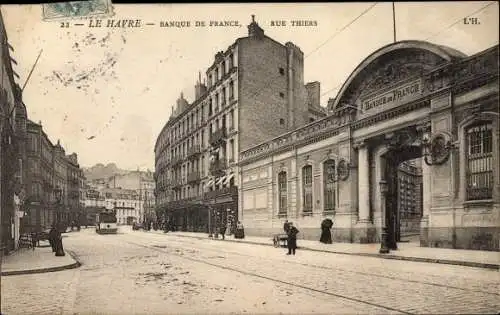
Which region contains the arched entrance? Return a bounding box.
[381,143,423,248]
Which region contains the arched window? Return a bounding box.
[278,171,287,215]
[466,121,493,200]
[302,165,313,214]
[323,159,336,212]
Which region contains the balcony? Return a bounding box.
[209,127,227,146]
[187,171,201,184]
[171,155,184,167]
[171,178,183,189]
[187,145,201,159]
[209,158,227,176]
[204,185,238,200]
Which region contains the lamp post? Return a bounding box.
[53,186,65,257]
[379,180,390,254]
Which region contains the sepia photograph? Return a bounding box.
[0,1,499,314]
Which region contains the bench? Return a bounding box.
[273,234,288,248]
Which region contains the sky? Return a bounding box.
[1,2,498,171]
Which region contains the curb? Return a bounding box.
[1,250,82,276]
[165,233,500,271]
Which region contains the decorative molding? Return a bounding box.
[352,140,367,150]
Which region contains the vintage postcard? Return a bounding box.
[0,2,499,315]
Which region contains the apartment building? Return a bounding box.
[25,120,86,232]
[154,16,326,233]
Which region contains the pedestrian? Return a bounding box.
[235,221,245,239]
[219,223,227,240]
[320,218,333,244]
[31,231,38,250]
[283,220,290,234]
[286,222,299,255]
[48,226,58,253]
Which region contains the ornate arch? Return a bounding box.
[331,40,466,111]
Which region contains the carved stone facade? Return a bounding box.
[239,40,499,251]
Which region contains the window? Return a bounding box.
[279,118,285,125]
[279,92,285,98]
[309,118,315,122]
[215,69,219,82]
[466,122,493,200]
[278,171,287,215]
[229,81,234,100]
[323,160,336,212]
[209,99,213,116]
[221,87,226,105]
[229,139,235,161]
[302,165,313,213]
[229,54,234,69]
[221,61,226,75]
[279,67,284,75]
[229,110,234,130]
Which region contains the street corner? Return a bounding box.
[1,246,81,276]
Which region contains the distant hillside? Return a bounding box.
[83,163,129,181]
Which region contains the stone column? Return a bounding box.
[353,140,375,243]
[356,141,370,224]
[420,157,431,246]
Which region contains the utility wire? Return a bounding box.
[244,2,379,103]
[424,2,495,41]
[306,2,379,59]
[320,1,497,102]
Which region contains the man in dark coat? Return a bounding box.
[48,226,58,252]
[283,220,290,234]
[219,222,227,240]
[286,222,299,255]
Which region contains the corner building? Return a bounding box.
[155,17,326,233]
[239,41,499,251]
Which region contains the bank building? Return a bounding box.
[155,17,499,251]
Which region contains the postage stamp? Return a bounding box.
[42,0,114,21]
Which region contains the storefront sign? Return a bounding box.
[361,80,423,113]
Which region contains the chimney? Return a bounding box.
[195,71,207,100]
[305,82,320,108]
[176,92,189,113]
[247,15,264,38]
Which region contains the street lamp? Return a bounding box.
[379,180,390,254]
[53,186,65,257]
[54,186,62,224]
[421,131,454,166]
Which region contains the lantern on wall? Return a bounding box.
[421,132,454,166]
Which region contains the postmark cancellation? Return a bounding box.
[42,0,114,21]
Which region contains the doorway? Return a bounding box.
[382,144,423,247]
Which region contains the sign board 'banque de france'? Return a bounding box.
[361,79,423,114]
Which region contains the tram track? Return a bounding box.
[126,232,500,297]
[126,239,413,315]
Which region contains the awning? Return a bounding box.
[216,176,226,185]
[223,173,235,184]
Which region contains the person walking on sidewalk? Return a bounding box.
[219,222,227,240]
[30,231,38,251]
[286,222,299,255]
[49,226,58,253]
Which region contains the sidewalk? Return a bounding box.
[1,241,81,276]
[142,229,500,270]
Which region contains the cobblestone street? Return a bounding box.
[2,228,499,315]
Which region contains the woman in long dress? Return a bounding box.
[320,218,333,244]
